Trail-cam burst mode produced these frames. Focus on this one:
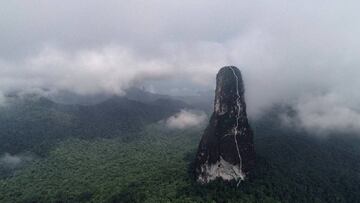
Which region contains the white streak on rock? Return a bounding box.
[229,66,244,185]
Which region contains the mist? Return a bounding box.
[1,0,360,132]
[165,110,207,129]
[0,153,33,169]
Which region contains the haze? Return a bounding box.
[1,0,360,132]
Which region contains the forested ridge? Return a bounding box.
[1,101,360,202]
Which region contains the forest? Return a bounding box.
[1,101,360,202]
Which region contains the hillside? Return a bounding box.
[1,105,360,202]
[0,94,188,157]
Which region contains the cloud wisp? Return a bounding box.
[165,110,207,129]
[0,153,33,169]
[281,94,360,134]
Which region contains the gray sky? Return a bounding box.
[1,0,360,132]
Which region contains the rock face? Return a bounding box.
[194,66,256,184]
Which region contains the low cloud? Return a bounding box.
[165,110,207,129]
[0,46,174,96]
[0,153,33,169]
[0,93,6,106]
[1,1,360,134]
[281,93,360,134]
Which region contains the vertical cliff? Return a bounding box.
[194,66,256,184]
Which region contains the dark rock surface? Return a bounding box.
[194,66,256,184]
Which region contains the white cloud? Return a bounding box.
[165,110,207,129]
[0,153,33,168]
[1,0,360,133]
[281,93,360,134]
[0,46,174,96]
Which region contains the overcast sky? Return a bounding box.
[1,0,360,132]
